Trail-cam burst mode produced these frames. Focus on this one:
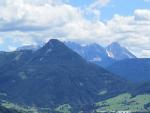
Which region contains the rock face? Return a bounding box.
[65,42,115,67]
[65,42,136,67]
[0,39,129,108]
[106,42,136,60]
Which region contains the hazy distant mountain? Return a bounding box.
[107,58,150,83]
[106,42,136,60]
[65,42,107,60]
[0,39,129,108]
[65,42,115,67]
[17,45,40,51]
[65,42,136,67]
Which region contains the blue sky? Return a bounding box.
[0,0,150,57]
[69,0,150,20]
[101,0,150,20]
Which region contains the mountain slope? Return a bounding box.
[0,50,33,76]
[107,58,150,82]
[135,81,150,94]
[0,51,22,68]
[106,42,136,60]
[0,39,129,108]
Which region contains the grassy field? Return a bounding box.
[96,93,150,112]
[1,100,52,113]
[1,100,39,113]
[55,104,72,113]
[0,93,150,113]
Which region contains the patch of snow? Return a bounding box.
[124,52,133,58]
[106,49,114,58]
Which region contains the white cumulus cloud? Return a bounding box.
[0,37,4,44]
[0,0,150,57]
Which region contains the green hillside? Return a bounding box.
[1,93,150,113]
[96,93,150,112]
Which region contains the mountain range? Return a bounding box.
[65,42,136,67]
[16,41,136,68]
[0,39,129,108]
[0,39,149,113]
[17,45,40,51]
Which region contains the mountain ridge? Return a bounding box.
[65,41,136,67]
